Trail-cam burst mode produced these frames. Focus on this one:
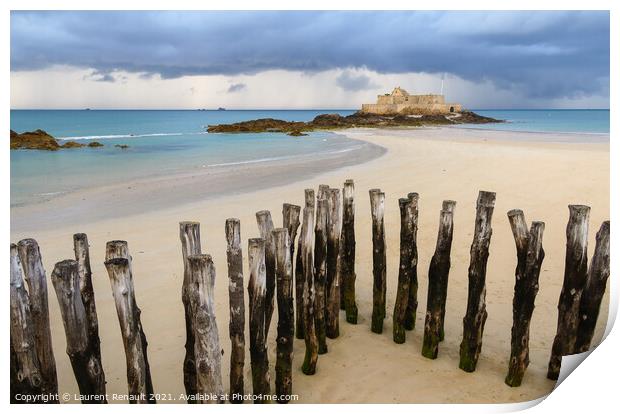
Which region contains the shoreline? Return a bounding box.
[11,136,386,233]
[9,126,609,403]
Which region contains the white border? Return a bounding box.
[3,1,616,412]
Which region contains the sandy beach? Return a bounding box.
[9,126,610,404]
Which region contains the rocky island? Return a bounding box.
[207,87,502,134]
[11,129,107,150]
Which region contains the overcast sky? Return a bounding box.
[10,11,610,109]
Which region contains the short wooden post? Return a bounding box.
[314,197,329,354]
[104,241,155,403]
[326,188,342,339]
[187,254,224,403]
[341,179,358,323]
[369,189,386,334]
[10,243,44,400]
[17,238,58,398]
[283,203,301,271]
[404,193,420,331]
[393,197,415,343]
[248,238,270,402]
[505,217,545,387]
[575,220,610,353]
[51,259,107,402]
[256,210,276,336]
[422,201,456,358]
[73,234,104,377]
[459,191,496,372]
[547,205,590,380]
[273,228,294,403]
[179,222,201,400]
[295,190,314,339]
[225,218,245,403]
[300,196,319,375]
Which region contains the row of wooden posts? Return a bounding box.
[10,179,610,404]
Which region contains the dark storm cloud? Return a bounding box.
[227,83,247,93]
[10,11,609,99]
[336,71,378,91]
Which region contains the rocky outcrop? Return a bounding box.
[114,144,129,149]
[206,110,501,134]
[10,129,61,150]
[287,130,308,136]
[60,141,85,149]
[88,141,104,148]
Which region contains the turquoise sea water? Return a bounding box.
[10,109,609,207]
[469,109,609,134]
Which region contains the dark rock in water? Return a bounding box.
[88,141,104,148]
[115,144,129,149]
[61,141,85,148]
[206,110,502,134]
[287,130,308,137]
[10,129,61,151]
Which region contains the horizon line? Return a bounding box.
[10,107,611,111]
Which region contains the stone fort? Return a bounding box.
[361,87,462,115]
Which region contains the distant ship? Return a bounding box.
[217,107,226,111]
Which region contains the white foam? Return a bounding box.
[58,132,207,140]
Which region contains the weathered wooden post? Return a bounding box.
[256,210,276,336]
[179,222,201,400]
[17,238,58,398]
[273,228,294,403]
[341,179,358,323]
[393,197,415,343]
[505,212,546,387]
[248,238,270,402]
[369,189,386,334]
[187,254,224,403]
[326,188,342,339]
[73,234,104,375]
[314,197,329,354]
[283,203,301,271]
[10,244,44,401]
[51,259,107,402]
[301,195,319,375]
[422,201,456,358]
[225,218,245,403]
[459,191,496,372]
[438,199,455,340]
[547,205,590,380]
[295,190,314,339]
[404,192,420,331]
[575,220,610,353]
[104,241,155,403]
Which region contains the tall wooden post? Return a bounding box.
[273,228,294,403]
[51,259,107,402]
[369,189,386,334]
[17,238,58,398]
[179,222,201,400]
[256,210,276,337]
[547,205,590,380]
[73,234,104,378]
[105,241,155,403]
[326,188,342,339]
[422,201,456,359]
[187,254,224,403]
[393,197,415,343]
[459,191,496,372]
[283,203,301,272]
[10,243,44,401]
[295,190,314,339]
[314,197,329,354]
[341,179,358,323]
[575,220,610,353]
[438,199,455,340]
[248,238,270,402]
[404,193,420,331]
[225,218,245,403]
[505,214,546,387]
[301,195,319,375]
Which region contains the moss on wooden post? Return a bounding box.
[341,179,358,324]
[314,197,329,353]
[274,228,294,403]
[369,189,386,334]
[404,193,420,331]
[300,194,319,375]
